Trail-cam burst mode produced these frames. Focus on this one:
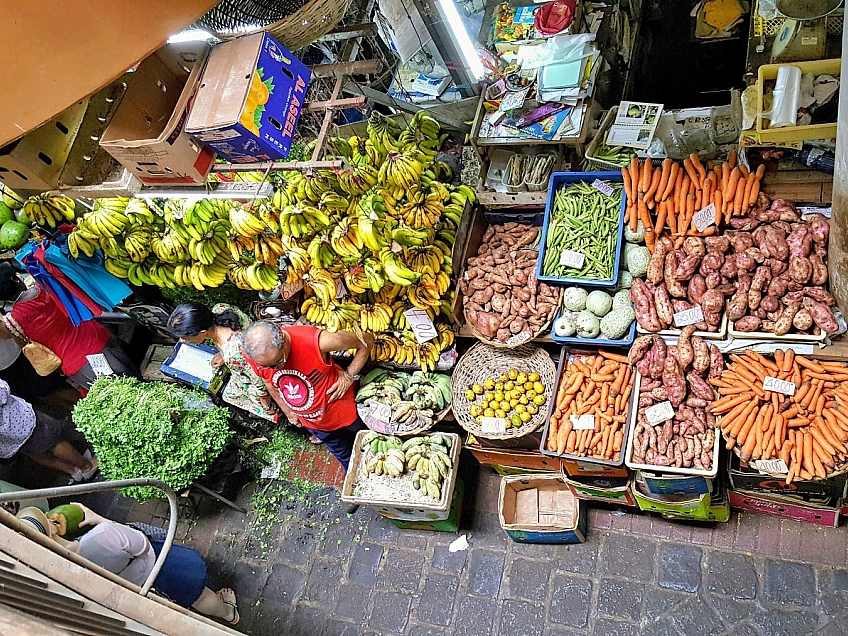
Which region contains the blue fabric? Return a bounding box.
[306,417,367,471]
[149,540,208,608]
[16,243,93,326]
[44,237,131,309]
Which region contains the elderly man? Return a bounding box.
[243,321,374,471]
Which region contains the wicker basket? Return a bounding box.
[451,342,557,440]
[465,287,561,349]
[357,402,451,437]
[197,0,353,51]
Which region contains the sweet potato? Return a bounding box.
[786,225,813,259]
[629,335,654,365]
[809,253,828,286]
[789,257,812,285]
[647,239,667,284]
[792,308,814,331]
[709,344,724,379]
[688,275,707,305]
[677,325,696,369]
[734,315,761,332]
[664,252,688,298]
[774,302,800,336]
[682,237,706,256]
[803,297,839,333]
[687,372,715,400]
[631,279,663,332]
[654,283,674,328]
[692,336,710,374]
[804,286,835,306]
[663,356,687,407]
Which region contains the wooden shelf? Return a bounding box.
[476,190,547,210]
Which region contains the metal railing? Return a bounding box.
[0,478,177,596]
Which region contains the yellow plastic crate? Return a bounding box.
[756,58,840,143]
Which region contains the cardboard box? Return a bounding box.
[187,32,311,162]
[635,471,714,496]
[100,43,214,185]
[0,100,88,193]
[498,474,587,544]
[633,489,711,518]
[493,464,551,476]
[729,489,841,527]
[728,453,847,501]
[473,428,544,452]
[388,479,464,531]
[564,475,637,507]
[562,458,630,480]
[466,438,563,473]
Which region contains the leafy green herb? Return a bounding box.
[161,283,257,310]
[73,378,231,501]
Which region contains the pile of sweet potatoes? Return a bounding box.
[722,194,837,335]
[630,234,728,333]
[459,223,561,343]
[628,328,721,470]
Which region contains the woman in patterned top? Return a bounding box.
[167,302,280,421]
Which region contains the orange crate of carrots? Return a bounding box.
[713,349,848,484]
[540,348,634,466]
[621,152,766,252]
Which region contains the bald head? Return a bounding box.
[243,321,284,365]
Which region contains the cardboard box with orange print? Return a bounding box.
[186,32,311,162]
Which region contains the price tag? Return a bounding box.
[645,401,674,424]
[591,179,615,196]
[367,400,393,423]
[86,354,114,377]
[754,458,789,474]
[481,417,507,434]
[570,413,596,430]
[506,331,531,345]
[693,203,716,232]
[559,250,585,269]
[404,308,438,344]
[763,376,797,396]
[361,400,396,434]
[673,306,705,327]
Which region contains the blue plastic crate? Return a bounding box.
[549,308,636,347]
[536,171,627,287]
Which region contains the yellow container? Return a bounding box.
[756,58,840,142]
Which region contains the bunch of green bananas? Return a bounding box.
[361,432,403,454]
[365,448,406,477]
[227,261,279,291]
[405,434,452,498]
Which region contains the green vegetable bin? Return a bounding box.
[536,171,626,288]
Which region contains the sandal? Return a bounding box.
[217,588,239,625]
[308,435,323,445]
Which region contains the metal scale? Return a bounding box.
[771,0,843,62]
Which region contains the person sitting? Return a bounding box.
[167,302,280,422]
[16,503,239,625]
[242,320,374,471]
[0,378,98,483]
[0,265,139,392]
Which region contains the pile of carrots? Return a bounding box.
[711,349,848,484]
[546,350,633,460]
[621,151,766,252]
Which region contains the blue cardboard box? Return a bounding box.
[186,32,311,162]
[498,474,587,544]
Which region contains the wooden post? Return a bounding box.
[830,23,848,311]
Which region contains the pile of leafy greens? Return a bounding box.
[73,377,232,501]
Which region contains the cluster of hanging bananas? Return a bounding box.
[378,151,425,192]
[22,193,76,229]
[404,434,453,499]
[359,302,393,333]
[301,298,362,332]
[252,232,285,267]
[187,220,231,265]
[227,261,280,291]
[338,164,379,197]
[229,204,270,238]
[278,204,332,239]
[285,170,336,203]
[302,267,339,306]
[405,272,451,310]
[279,237,311,285]
[123,227,155,263]
[306,231,336,269]
[366,112,403,158]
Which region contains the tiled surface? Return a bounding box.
[121,456,848,635]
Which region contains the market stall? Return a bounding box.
[0,0,846,541]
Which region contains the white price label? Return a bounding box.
[506,331,532,345]
[645,401,674,424]
[367,400,393,423]
[754,458,789,474]
[673,306,705,327]
[559,250,585,269]
[591,179,615,196]
[693,203,716,232]
[763,376,797,396]
[86,354,114,377]
[404,308,438,344]
[570,413,596,430]
[481,417,507,434]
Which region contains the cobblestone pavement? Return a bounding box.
[120,451,848,636]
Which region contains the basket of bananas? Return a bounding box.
[451,342,556,440]
[355,368,452,436]
[342,431,461,513]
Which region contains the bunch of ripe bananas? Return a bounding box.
[301,298,362,332]
[404,434,453,499]
[23,193,76,228]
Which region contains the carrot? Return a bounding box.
[739,165,750,178]
[655,199,669,235]
[782,348,794,373]
[728,149,737,169]
[720,162,730,193]
[755,163,766,180]
[683,158,700,187]
[661,162,680,201]
[638,198,653,234]
[823,410,848,442]
[723,168,741,208]
[740,173,757,214]
[713,191,724,224]
[796,356,826,374]
[773,349,785,371]
[656,158,672,201]
[622,167,633,201]
[803,432,814,475]
[645,168,662,207]
[732,174,747,216]
[690,153,706,182]
[640,159,652,193]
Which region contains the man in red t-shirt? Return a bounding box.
[243,321,374,471]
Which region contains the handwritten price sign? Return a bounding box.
[645,401,674,424]
[404,308,438,344]
[559,250,585,269]
[570,413,596,430]
[693,203,716,232]
[673,306,704,327]
[763,376,797,396]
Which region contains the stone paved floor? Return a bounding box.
[120,447,848,636]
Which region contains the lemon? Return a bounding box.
[508,369,518,380]
[494,390,505,402]
[476,415,483,424]
[484,408,495,417]
[533,395,547,406]
[495,409,506,418]
[526,403,538,415]
[524,381,534,391]
[519,411,532,423]
[517,373,527,384]
[509,399,519,408]
[527,390,537,399]
[499,400,510,411]
[472,383,484,395]
[484,391,494,402]
[515,404,527,414]
[465,389,476,401]
[504,381,515,392]
[529,372,540,382]
[499,373,508,382]
[470,404,483,417]
[489,400,500,410]
[511,414,522,427]
[533,381,545,394]
[484,378,495,390]
[519,395,529,405]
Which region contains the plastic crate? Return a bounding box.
[536,171,626,288]
[549,308,636,348]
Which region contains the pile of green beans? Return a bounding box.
[541,181,623,280]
